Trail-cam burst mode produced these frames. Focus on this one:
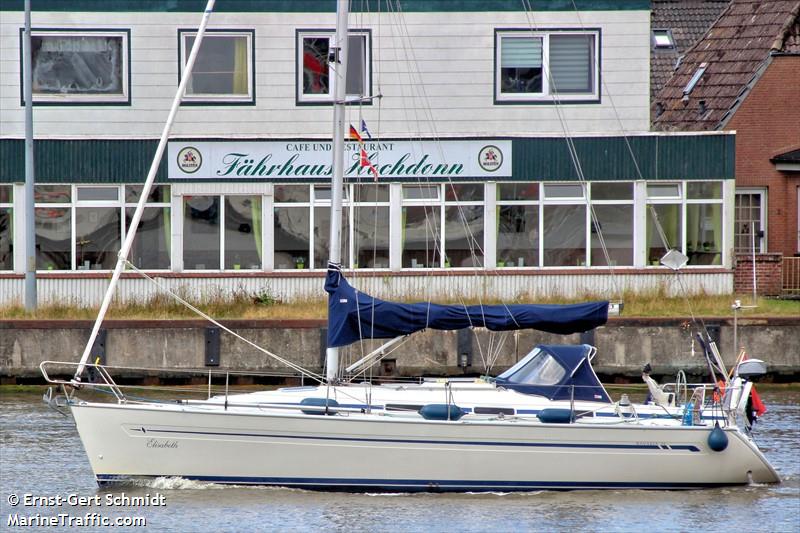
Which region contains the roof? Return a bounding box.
[653,0,800,131]
[771,147,800,163]
[650,1,730,101]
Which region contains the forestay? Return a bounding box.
[325,265,609,348]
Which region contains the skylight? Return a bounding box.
[652,29,675,50]
[683,62,708,95]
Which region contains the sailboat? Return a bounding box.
[41,0,780,491]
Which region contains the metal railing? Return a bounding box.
[783,256,800,296]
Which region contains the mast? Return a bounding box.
[73,0,217,381]
[22,0,36,311]
[325,0,351,383]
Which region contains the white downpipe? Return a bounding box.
[74,0,217,381]
[325,0,351,383]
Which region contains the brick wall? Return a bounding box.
[734,253,783,296]
[726,56,800,258]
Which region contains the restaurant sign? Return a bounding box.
[168,140,511,179]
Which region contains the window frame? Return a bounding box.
[124,185,172,271]
[651,29,676,50]
[0,185,12,271]
[496,182,540,268]
[645,181,725,267]
[401,183,485,269]
[295,28,372,106]
[734,188,767,254]
[494,28,601,104]
[588,182,634,267]
[31,184,175,272]
[73,186,123,271]
[19,28,131,106]
[541,182,589,267]
[178,28,256,105]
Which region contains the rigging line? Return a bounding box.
[563,0,671,257]
[385,0,500,369]
[486,331,511,375]
[521,0,617,278]
[521,0,622,298]
[388,1,499,337]
[343,336,412,383]
[123,260,324,383]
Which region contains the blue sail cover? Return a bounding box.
[325,267,609,348]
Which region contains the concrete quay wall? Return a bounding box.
[1,318,798,383]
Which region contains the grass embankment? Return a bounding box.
[0,289,797,320]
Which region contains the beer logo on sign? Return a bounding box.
[478,145,503,172]
[177,147,202,174]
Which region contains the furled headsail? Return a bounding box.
[325,265,609,348]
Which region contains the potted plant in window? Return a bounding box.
[294,257,305,269]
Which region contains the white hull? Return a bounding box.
[219,382,720,422]
[71,400,779,491]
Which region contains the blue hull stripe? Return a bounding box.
[95,474,732,491]
[135,427,700,452]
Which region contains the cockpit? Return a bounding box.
[494,344,611,403]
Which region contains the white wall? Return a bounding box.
[0,8,650,139]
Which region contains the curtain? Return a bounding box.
[233,37,248,95]
[163,207,171,268]
[501,37,543,68]
[251,196,262,261]
[549,34,593,93]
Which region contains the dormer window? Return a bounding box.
[652,29,676,50]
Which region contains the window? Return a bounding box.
[313,186,349,269]
[651,29,675,50]
[35,185,72,270]
[183,194,261,270]
[734,189,766,254]
[402,184,484,269]
[0,186,12,270]
[179,30,254,103]
[646,183,682,266]
[497,183,539,267]
[683,62,707,96]
[23,29,129,104]
[498,347,566,386]
[273,184,386,270]
[496,30,599,102]
[75,187,121,270]
[352,185,390,268]
[646,182,723,267]
[590,183,633,267]
[274,185,311,269]
[543,183,587,266]
[297,30,370,104]
[126,185,171,269]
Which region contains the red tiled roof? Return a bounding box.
[653,0,800,131]
[650,1,730,101]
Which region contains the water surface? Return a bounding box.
[1,389,798,532]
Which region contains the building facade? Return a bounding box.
[652,0,800,295]
[0,0,736,304]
